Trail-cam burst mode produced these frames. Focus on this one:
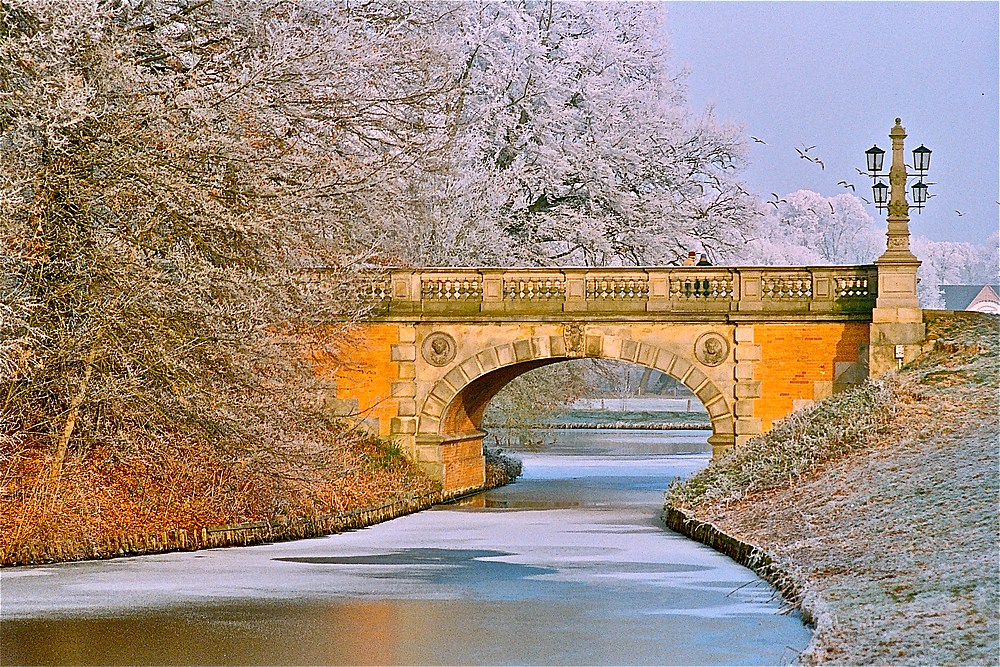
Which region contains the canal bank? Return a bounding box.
[1,449,519,567]
[664,312,999,665]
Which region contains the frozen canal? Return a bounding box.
[1,429,811,665]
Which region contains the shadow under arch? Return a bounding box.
[418,334,735,453]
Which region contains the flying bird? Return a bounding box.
[955,210,965,216]
[766,193,786,209]
[855,167,868,176]
[750,136,767,144]
[799,144,817,152]
[828,202,835,214]
[860,196,872,205]
[813,158,825,170]
[838,181,855,191]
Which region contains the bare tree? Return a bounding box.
[0,0,455,493]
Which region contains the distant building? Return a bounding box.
[940,284,1000,314]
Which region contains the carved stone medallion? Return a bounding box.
[421,332,457,367]
[694,332,729,367]
[563,323,585,357]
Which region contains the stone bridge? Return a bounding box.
[315,263,922,497]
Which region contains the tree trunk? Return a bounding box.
[49,345,98,487]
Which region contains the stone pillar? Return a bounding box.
[870,118,925,375]
[732,324,763,448]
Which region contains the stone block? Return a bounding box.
[792,399,814,413]
[636,343,658,368]
[324,397,359,417]
[602,336,623,360]
[813,380,833,401]
[734,399,755,417]
[390,381,416,398]
[869,322,926,344]
[734,361,755,381]
[397,325,416,344]
[735,344,762,362]
[513,339,534,362]
[653,350,678,374]
[359,417,380,435]
[706,397,731,418]
[461,357,483,380]
[734,326,755,343]
[531,336,550,358]
[397,361,416,380]
[735,417,763,436]
[549,335,567,357]
[390,417,418,435]
[390,344,416,362]
[496,344,515,366]
[668,355,689,377]
[477,348,500,372]
[585,335,603,357]
[620,339,638,362]
[734,381,762,399]
[834,361,867,391]
[415,446,442,464]
[711,414,734,435]
[695,382,721,405]
[429,382,454,403]
[444,366,469,391]
[422,396,445,419]
[397,399,417,416]
[684,368,708,393]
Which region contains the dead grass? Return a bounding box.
[0,431,436,566]
[667,312,999,665]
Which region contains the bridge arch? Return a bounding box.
[413,334,735,484]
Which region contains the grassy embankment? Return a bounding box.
[1,429,520,567]
[666,311,999,665]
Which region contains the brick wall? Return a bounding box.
[313,324,399,436]
[754,322,869,431]
[441,436,486,493]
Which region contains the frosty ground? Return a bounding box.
[667,312,999,665]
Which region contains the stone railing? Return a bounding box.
[367,266,877,318]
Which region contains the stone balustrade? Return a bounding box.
[366,266,877,319]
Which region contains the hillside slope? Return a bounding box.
[666,312,999,665]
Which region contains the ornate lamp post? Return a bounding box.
[864,118,929,374]
[864,118,933,259]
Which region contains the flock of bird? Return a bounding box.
[749,134,964,216]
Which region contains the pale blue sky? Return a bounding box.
[664,1,999,245]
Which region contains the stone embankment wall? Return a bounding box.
[663,506,811,623]
[4,452,523,567]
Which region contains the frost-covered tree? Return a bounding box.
[374,1,755,267]
[911,235,999,308]
[729,190,883,266]
[0,0,455,484]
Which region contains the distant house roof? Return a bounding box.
[940,284,1000,313]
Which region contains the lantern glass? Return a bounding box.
[912,144,931,172]
[866,145,885,173]
[912,181,928,205]
[872,180,889,205]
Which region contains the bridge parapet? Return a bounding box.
[368,266,877,320]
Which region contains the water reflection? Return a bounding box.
[1,429,810,666]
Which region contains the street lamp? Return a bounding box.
[864,118,932,214]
